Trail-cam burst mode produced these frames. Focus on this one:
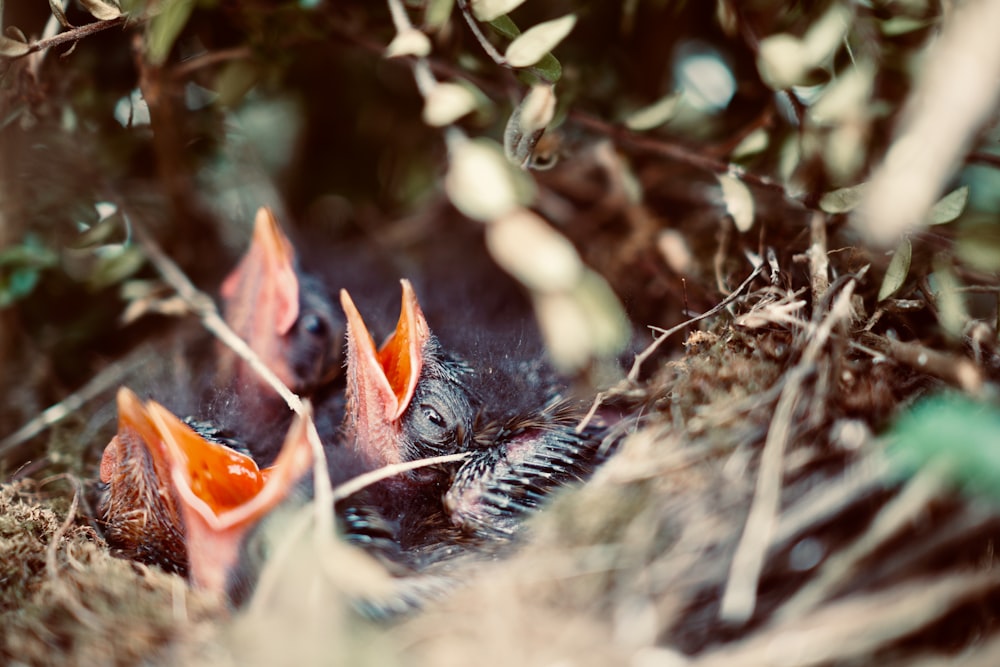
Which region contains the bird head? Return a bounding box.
[340,279,476,483]
[99,387,313,594]
[220,206,343,396]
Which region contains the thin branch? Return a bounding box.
[331,452,469,503]
[128,216,344,540]
[627,263,765,383]
[46,484,80,580]
[860,331,984,395]
[128,218,305,416]
[456,0,508,67]
[22,15,130,57]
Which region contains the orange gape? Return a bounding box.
[98,387,313,594]
[340,279,430,469]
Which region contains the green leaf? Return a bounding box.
[504,14,576,68]
[147,0,195,65]
[819,183,868,214]
[488,15,521,40]
[889,395,1000,502]
[927,185,969,225]
[878,237,912,301]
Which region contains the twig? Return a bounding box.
[808,211,830,306]
[331,452,469,503]
[46,484,80,580]
[129,216,337,538]
[129,218,305,416]
[627,264,765,383]
[0,354,135,456]
[720,279,857,624]
[21,15,130,57]
[456,0,508,67]
[860,331,983,395]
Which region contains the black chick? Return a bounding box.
[335,278,613,561]
[215,206,345,460]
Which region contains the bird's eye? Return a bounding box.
[300,313,326,336]
[422,405,446,429]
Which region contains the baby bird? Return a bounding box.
[98,387,313,594]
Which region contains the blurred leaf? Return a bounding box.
[48,0,74,29]
[505,14,576,68]
[927,185,969,225]
[385,28,432,58]
[88,246,146,290]
[730,128,770,161]
[0,237,58,308]
[757,34,808,90]
[930,260,968,339]
[423,82,478,126]
[809,61,874,125]
[445,138,532,221]
[215,60,259,108]
[425,0,455,31]
[486,209,583,292]
[880,16,934,36]
[757,4,851,90]
[0,33,30,58]
[533,271,630,372]
[889,394,1000,502]
[717,173,755,232]
[624,92,682,131]
[147,0,194,65]
[79,0,122,21]
[0,238,59,269]
[471,0,527,22]
[878,237,912,301]
[819,183,868,214]
[70,214,124,249]
[801,3,851,65]
[0,268,42,307]
[956,218,1000,272]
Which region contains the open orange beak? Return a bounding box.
[340,279,430,468]
[219,206,301,388]
[100,387,313,594]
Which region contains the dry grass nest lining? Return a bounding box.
[3,276,1000,667]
